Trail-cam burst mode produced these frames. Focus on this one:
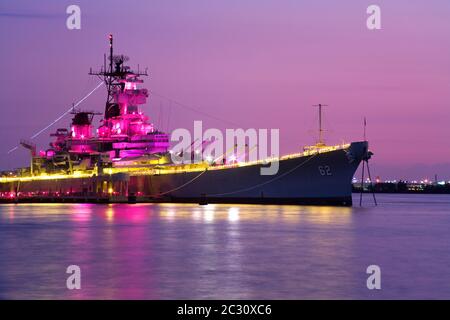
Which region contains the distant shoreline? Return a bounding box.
[352,182,450,194]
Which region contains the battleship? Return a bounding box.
[0,35,371,206]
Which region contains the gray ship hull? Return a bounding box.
[0,141,368,206]
[129,141,368,206]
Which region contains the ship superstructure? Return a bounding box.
[0,36,371,206]
[23,35,170,178]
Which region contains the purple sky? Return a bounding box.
[1,0,449,180]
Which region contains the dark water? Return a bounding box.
[1,194,450,299]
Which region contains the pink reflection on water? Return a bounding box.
[67,205,95,299]
[8,204,15,221]
[67,204,157,298]
[101,204,153,224]
[70,203,94,223]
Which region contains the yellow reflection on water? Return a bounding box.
[203,204,216,223]
[1,202,353,225]
[0,203,97,221]
[192,208,202,221]
[228,207,240,223]
[155,203,352,225]
[105,205,114,222]
[302,206,352,224]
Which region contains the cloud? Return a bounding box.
[0,11,62,20]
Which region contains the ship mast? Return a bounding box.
[313,103,328,146]
[106,34,114,116]
[89,34,148,118]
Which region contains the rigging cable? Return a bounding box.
[7,81,104,154]
[151,91,243,128]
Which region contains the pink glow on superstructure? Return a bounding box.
[71,124,92,140]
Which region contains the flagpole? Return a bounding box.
[364,117,367,141]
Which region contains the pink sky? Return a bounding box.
[0,0,449,180]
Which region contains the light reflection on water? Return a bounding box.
[1,194,450,299]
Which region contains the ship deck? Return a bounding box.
[1,143,350,183]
